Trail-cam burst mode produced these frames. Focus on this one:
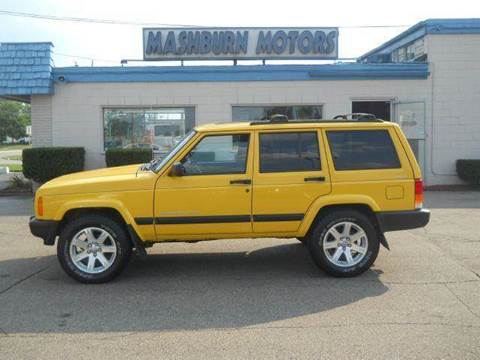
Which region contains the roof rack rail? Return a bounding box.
[333,113,382,122]
[249,112,384,125]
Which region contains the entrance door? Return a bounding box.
[352,101,391,121]
[154,132,253,238]
[393,101,426,175]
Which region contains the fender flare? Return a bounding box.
[297,194,381,237]
[53,199,146,244]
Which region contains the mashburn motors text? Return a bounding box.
[144,29,338,58]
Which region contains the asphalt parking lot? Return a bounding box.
[0,192,479,359]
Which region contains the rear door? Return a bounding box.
[252,129,331,234]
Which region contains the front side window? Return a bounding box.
[326,130,401,170]
[103,107,195,156]
[181,134,250,175]
[259,132,321,173]
[232,105,323,122]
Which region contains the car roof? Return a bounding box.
[195,120,396,132]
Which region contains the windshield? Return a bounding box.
[152,130,196,172]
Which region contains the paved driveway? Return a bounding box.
[0,192,479,359]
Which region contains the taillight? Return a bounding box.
[414,179,424,209]
[37,196,44,217]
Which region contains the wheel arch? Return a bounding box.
[55,205,146,253]
[298,195,381,238]
[58,207,128,236]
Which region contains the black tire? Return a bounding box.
[57,215,132,284]
[306,210,380,277]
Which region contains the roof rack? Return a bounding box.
[333,113,381,122]
[249,113,383,125]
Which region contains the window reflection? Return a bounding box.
[232,105,323,121]
[103,107,195,156]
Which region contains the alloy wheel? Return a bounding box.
[322,221,368,267]
[69,227,117,274]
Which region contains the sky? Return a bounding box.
[0,0,479,67]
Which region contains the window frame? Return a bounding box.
[325,129,402,171]
[258,131,322,174]
[179,132,251,176]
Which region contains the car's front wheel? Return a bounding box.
[306,210,380,277]
[57,215,132,283]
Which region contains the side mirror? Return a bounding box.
[169,162,186,177]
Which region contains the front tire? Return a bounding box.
[306,210,380,277]
[57,215,132,283]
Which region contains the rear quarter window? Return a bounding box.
[326,129,401,170]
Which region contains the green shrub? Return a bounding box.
[456,159,480,185]
[105,148,152,167]
[23,147,85,183]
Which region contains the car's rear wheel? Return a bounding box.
[57,215,132,283]
[306,210,380,277]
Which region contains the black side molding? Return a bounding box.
[135,213,305,225]
[29,216,59,246]
[252,214,304,222]
[136,215,252,225]
[376,209,430,232]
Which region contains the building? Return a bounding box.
[1,19,480,186]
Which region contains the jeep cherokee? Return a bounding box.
[29,115,430,283]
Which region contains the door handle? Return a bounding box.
[230,179,252,185]
[304,176,325,182]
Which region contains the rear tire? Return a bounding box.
[57,215,132,284]
[306,210,380,277]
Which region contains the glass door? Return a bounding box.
[393,101,426,175]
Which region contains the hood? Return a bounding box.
[39,164,155,196]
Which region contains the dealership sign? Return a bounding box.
[143,27,338,61]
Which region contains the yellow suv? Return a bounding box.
[29,114,430,283]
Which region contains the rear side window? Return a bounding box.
[259,132,321,173]
[326,130,400,170]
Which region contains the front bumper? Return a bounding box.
[29,216,59,246]
[376,209,430,232]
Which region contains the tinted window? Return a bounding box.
[326,130,400,170]
[181,134,249,175]
[259,132,321,173]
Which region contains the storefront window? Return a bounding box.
[232,105,323,121]
[103,107,195,156]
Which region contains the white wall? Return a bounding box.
[31,95,52,147]
[46,78,430,171]
[425,34,480,185]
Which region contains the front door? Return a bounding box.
[154,132,253,238]
[252,129,331,234]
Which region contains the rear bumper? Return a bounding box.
[376,209,430,232]
[29,216,59,246]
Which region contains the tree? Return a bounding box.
[0,99,31,141]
